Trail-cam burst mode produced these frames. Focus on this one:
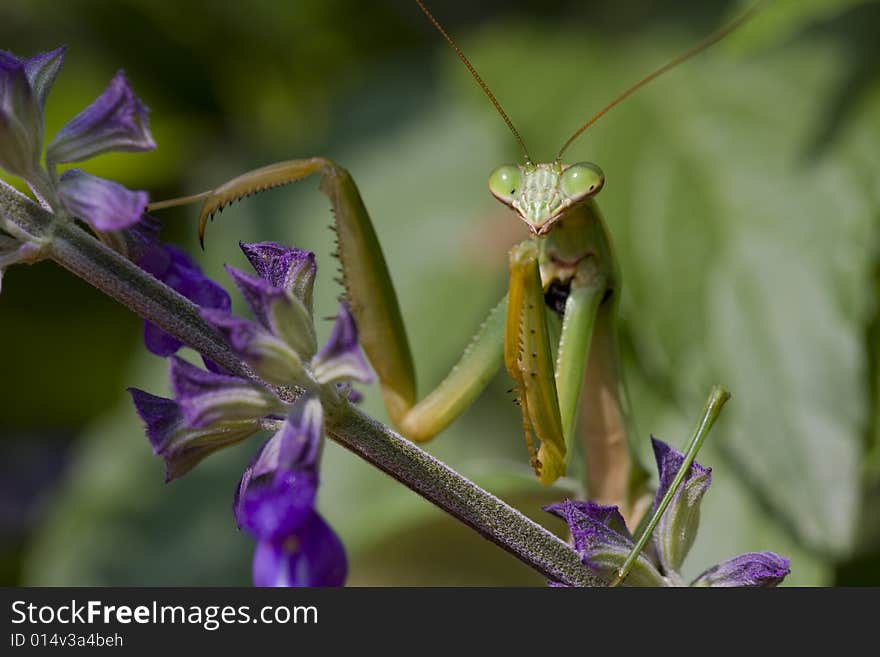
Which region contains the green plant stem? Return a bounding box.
[0,185,599,586]
[327,405,600,586]
[610,385,731,586]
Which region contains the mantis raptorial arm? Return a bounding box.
[164,157,507,443]
[555,262,606,450]
[504,237,633,493]
[505,241,568,484]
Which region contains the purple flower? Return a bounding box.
[546,438,790,587]
[169,356,284,428]
[546,500,665,587]
[129,388,261,482]
[649,437,712,573]
[133,242,368,587]
[46,70,155,164]
[311,303,374,385]
[199,242,373,392]
[252,512,347,587]
[240,241,316,313]
[0,47,154,236]
[56,168,148,231]
[692,552,791,587]
[234,396,322,539]
[22,46,65,110]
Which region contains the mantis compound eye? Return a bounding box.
[488,164,522,204]
[560,162,604,201]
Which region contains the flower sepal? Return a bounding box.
[311,303,374,386]
[650,437,712,573]
[546,500,666,587]
[169,356,286,428]
[201,308,309,387]
[226,265,317,360]
[240,242,316,313]
[0,50,43,178]
[129,388,261,482]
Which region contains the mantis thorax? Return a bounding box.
[488,161,604,236]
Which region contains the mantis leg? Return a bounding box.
[555,263,650,516]
[554,264,605,453]
[505,241,567,485]
[506,235,651,510]
[580,301,650,517]
[187,157,506,442]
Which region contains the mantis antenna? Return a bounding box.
[555,0,766,160]
[415,0,533,164]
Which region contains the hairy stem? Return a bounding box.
[327,405,600,586]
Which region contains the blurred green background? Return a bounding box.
[1,0,879,586]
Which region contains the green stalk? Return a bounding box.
[610,385,731,586]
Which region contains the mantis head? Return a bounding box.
[488,161,604,236]
[417,0,764,236]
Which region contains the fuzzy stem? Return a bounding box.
[327,405,600,586]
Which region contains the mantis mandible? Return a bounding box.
[149,1,762,524]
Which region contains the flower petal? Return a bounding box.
[650,437,712,573]
[0,50,42,177]
[169,356,284,428]
[129,388,260,482]
[235,396,323,540]
[202,308,306,386]
[138,244,231,359]
[240,241,316,313]
[310,302,374,385]
[46,70,155,163]
[545,499,664,586]
[237,467,319,542]
[98,212,161,262]
[57,168,148,231]
[546,499,632,541]
[252,512,347,587]
[225,265,316,358]
[691,552,791,588]
[162,246,230,309]
[23,46,65,109]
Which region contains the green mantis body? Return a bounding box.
[151,2,762,532]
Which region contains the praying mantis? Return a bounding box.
[149,1,762,526]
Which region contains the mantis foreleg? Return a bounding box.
[505,241,567,485]
[183,157,506,442]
